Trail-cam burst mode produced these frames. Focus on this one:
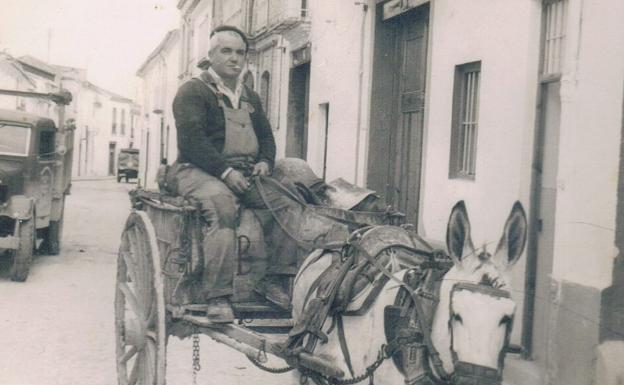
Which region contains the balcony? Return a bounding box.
[250,0,310,38]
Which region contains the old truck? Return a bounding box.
[0,89,74,281]
[117,148,139,183]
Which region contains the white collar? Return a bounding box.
[207,67,245,108]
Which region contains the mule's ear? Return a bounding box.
[446,201,473,268]
[493,201,527,270]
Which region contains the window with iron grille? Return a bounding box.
[542,0,567,78]
[449,61,481,180]
[112,107,117,134]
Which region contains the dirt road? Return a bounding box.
[0,179,293,385]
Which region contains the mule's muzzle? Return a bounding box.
[451,362,502,385]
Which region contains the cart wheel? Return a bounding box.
[10,217,35,282]
[115,211,167,385]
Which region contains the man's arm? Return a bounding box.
[173,81,229,177]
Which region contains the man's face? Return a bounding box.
[209,32,247,80]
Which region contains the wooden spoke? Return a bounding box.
[143,341,156,385]
[128,354,141,385]
[120,346,138,365]
[119,249,138,284]
[128,228,151,309]
[115,211,167,385]
[145,330,157,342]
[145,300,156,327]
[119,283,144,319]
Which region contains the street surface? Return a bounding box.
[0,178,538,385]
[0,178,293,385]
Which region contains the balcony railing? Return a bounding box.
[250,0,309,37]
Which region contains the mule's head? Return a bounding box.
[431,201,527,384]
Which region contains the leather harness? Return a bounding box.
[286,227,513,385]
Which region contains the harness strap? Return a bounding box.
[336,315,355,378]
[342,274,390,316]
[254,177,334,251]
[349,241,451,382]
[302,262,335,312]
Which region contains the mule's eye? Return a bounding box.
[452,313,463,324]
[499,315,512,326]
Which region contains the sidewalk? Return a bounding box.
[504,355,543,385]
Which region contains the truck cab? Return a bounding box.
[0,108,73,281]
[117,148,139,183]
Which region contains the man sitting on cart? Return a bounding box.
[166,25,291,323]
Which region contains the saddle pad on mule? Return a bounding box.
[301,226,436,317]
[336,226,433,314]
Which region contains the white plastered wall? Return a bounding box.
[549,0,624,290]
[419,0,541,343]
[306,0,374,183]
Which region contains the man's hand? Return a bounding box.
[224,169,250,194]
[251,161,270,176]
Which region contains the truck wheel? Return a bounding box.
[44,217,63,255]
[118,174,122,183]
[41,197,65,255]
[10,218,35,282]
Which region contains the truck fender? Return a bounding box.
[5,196,35,221]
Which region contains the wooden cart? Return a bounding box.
[114,189,353,385]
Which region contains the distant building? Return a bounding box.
[0,53,59,120]
[136,29,181,189]
[0,53,137,178]
[56,65,135,178]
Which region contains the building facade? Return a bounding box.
[136,29,181,189]
[304,0,624,384]
[57,65,136,178]
[0,53,59,120]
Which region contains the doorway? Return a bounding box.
[524,80,561,360]
[108,142,117,176]
[367,4,429,225]
[286,62,310,159]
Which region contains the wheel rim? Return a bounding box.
[115,211,166,385]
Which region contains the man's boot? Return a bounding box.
[255,276,291,310]
[204,297,235,323]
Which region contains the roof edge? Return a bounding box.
[136,29,180,77]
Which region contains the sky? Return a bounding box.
[0,0,180,98]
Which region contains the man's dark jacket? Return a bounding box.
[172,72,276,177]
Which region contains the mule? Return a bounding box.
[290,201,527,385]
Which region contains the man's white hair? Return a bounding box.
[208,30,245,56]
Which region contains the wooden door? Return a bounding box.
[109,142,116,176]
[286,63,310,159]
[367,4,429,225]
